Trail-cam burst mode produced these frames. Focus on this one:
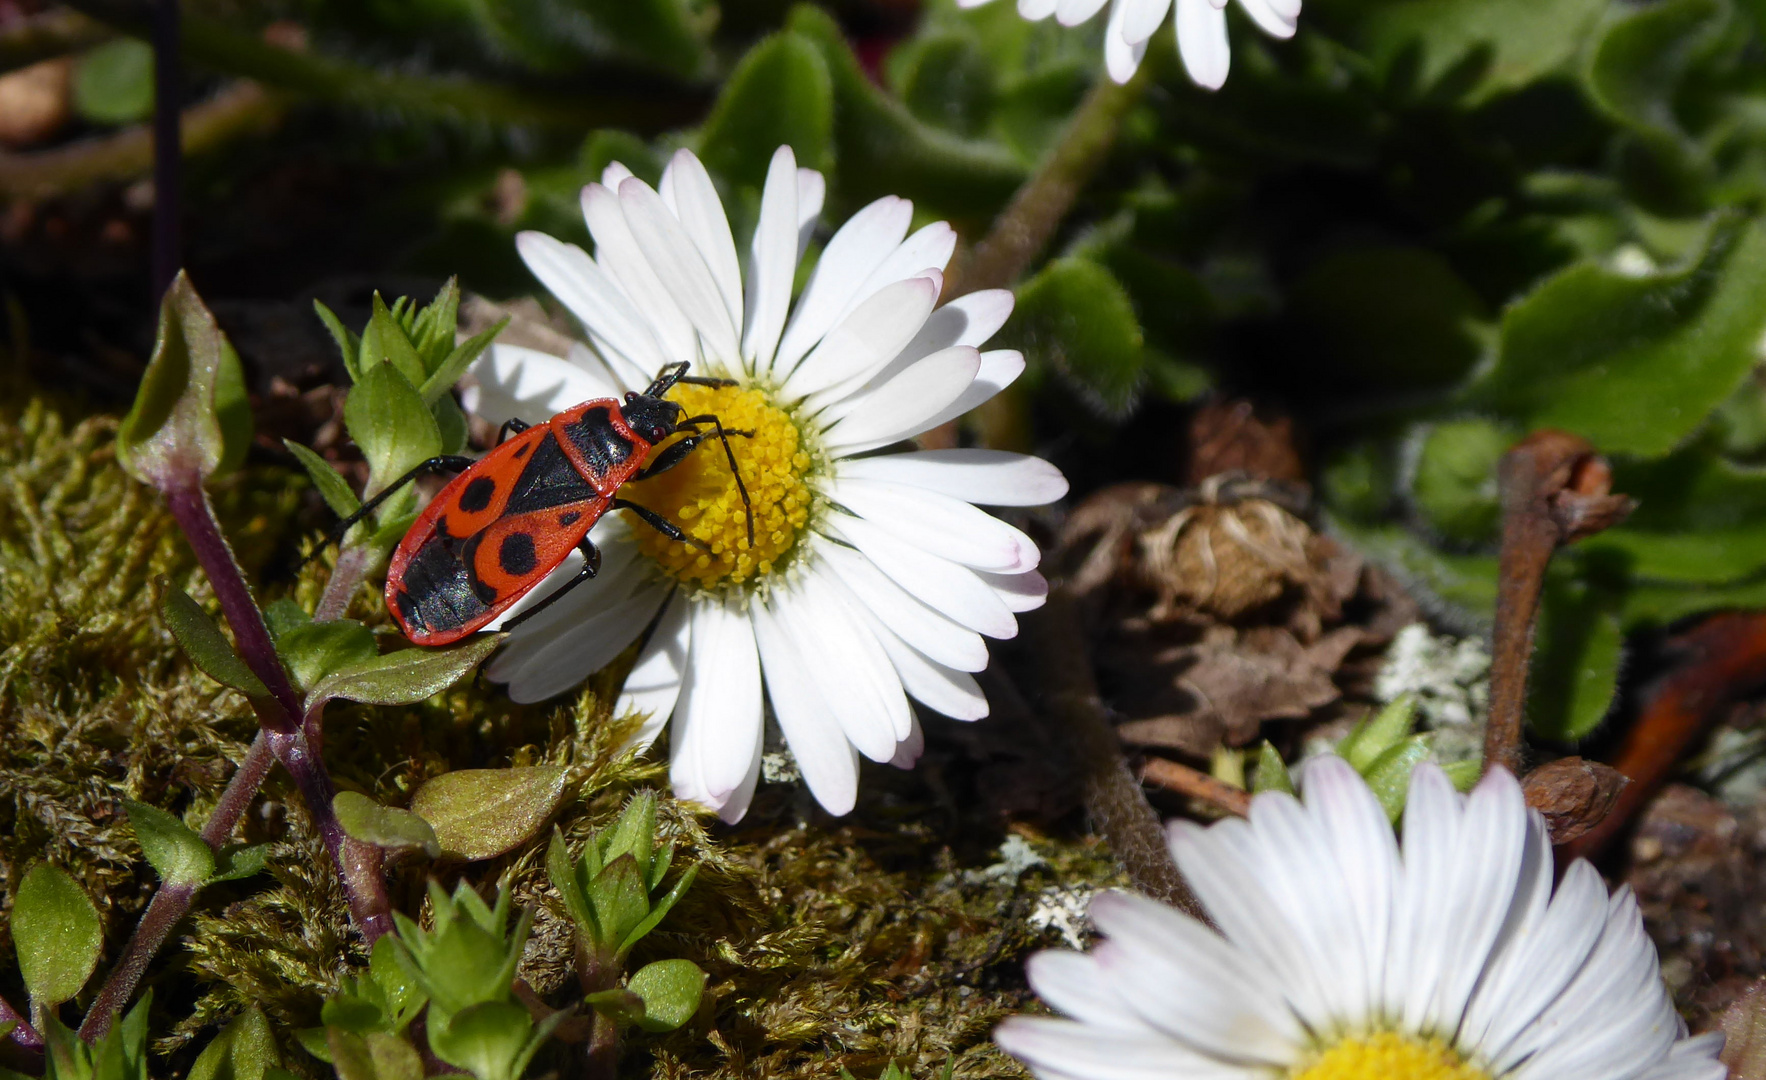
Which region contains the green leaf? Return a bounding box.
[344,357,443,496]
[189,1008,278,1080]
[426,1001,537,1080]
[209,843,268,884]
[408,766,570,861]
[1478,217,1766,458]
[13,864,101,1006]
[893,30,996,138]
[314,301,364,383]
[333,792,440,859]
[1441,758,1483,792]
[273,618,378,695]
[582,989,646,1026]
[305,635,501,711]
[697,32,835,188]
[1584,0,1724,161]
[1251,742,1294,795]
[118,272,254,487]
[360,295,429,390]
[328,1031,423,1080]
[1332,520,1499,619]
[546,830,597,940]
[418,318,507,406]
[1527,573,1624,740]
[285,441,361,519]
[161,584,269,697]
[577,0,713,80]
[619,864,696,955]
[407,279,461,370]
[1010,257,1144,420]
[1581,448,1766,584]
[1359,0,1605,104]
[321,995,386,1037]
[597,792,657,880]
[627,959,704,1033]
[72,38,154,124]
[125,800,216,886]
[787,5,1025,217]
[1340,697,1419,773]
[1409,420,1515,544]
[588,854,650,948]
[1364,737,1435,822]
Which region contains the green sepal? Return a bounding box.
[418,318,508,406]
[1364,737,1435,822]
[1340,696,1419,773]
[1251,742,1294,795]
[314,301,363,383]
[361,294,429,390]
[188,1007,279,1080]
[620,864,696,956]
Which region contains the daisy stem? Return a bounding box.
[1486,431,1632,777]
[962,63,1154,292]
[1030,587,1206,920]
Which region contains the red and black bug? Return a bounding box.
[324,362,753,646]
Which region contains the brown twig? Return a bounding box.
[1484,430,1633,777]
[1139,757,1252,818]
[1561,612,1766,862]
[1026,588,1204,919]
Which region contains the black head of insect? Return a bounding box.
[620,390,686,444]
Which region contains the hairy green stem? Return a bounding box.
[961,65,1152,292]
[77,733,274,1042]
[314,543,372,623]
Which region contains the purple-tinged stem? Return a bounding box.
[0,992,43,1071]
[161,483,391,941]
[77,734,274,1043]
[314,543,372,623]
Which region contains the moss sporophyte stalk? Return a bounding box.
[625,380,820,593]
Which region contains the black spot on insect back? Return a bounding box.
[499,532,538,576]
[459,476,497,513]
[559,511,582,526]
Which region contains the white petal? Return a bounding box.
[1056,0,1111,24]
[743,147,800,373]
[888,713,923,768]
[782,274,942,404]
[1176,0,1231,90]
[1089,891,1304,1063]
[1017,0,1060,17]
[581,183,698,368]
[777,566,913,759]
[796,168,825,256]
[663,149,743,333]
[774,195,913,374]
[955,0,997,7]
[485,522,646,633]
[837,449,1068,506]
[1389,763,1464,1029]
[870,620,990,721]
[826,513,1018,639]
[466,344,611,428]
[515,231,665,374]
[1262,0,1298,21]
[859,288,1014,394]
[1169,817,1333,1028]
[1427,768,1528,1033]
[1107,0,1153,81]
[895,349,1027,448]
[819,346,982,453]
[994,1017,1256,1080]
[669,597,764,815]
[1236,0,1296,37]
[1121,0,1174,42]
[615,593,691,750]
[831,477,1040,573]
[979,568,1049,612]
[618,177,741,367]
[750,595,860,814]
[842,222,958,323]
[815,538,990,671]
[601,161,635,189]
[1025,951,1152,1033]
[492,585,665,704]
[1304,755,1400,1026]
[565,340,644,396]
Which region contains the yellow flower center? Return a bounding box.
[624,382,816,590]
[1290,1032,1489,1080]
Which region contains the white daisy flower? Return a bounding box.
[462,145,1067,824]
[957,0,1299,88]
[996,757,1726,1080]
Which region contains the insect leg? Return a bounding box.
[302,454,477,567]
[500,538,602,632]
[632,423,754,482]
[497,418,531,445]
[614,499,714,553]
[643,361,693,397]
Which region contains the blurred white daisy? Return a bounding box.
[463,145,1066,823]
[996,757,1726,1080]
[957,0,1299,88]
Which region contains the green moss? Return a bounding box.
[0,392,1110,1080]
